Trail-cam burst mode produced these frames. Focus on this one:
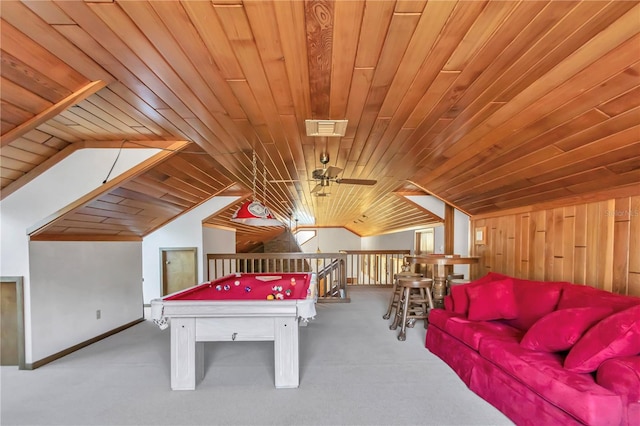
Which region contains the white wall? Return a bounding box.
[298,227,361,253]
[0,148,159,362]
[361,230,414,252]
[29,241,142,362]
[203,225,237,280]
[406,195,445,218]
[142,196,238,303]
[454,209,471,277]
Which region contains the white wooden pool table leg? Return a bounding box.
[273,316,299,388]
[170,317,198,390]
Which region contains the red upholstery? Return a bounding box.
[444,316,522,351]
[520,306,613,352]
[449,272,508,315]
[467,279,518,321]
[597,357,640,401]
[503,278,564,330]
[426,273,640,425]
[565,305,640,373]
[479,339,623,425]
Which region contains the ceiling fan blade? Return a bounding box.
[324,166,342,178]
[310,183,323,193]
[335,178,377,186]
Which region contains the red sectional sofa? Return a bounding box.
[425,272,640,425]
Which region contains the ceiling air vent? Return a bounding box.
[305,120,348,137]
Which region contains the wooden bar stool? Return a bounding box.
[391,278,434,341]
[383,272,423,320]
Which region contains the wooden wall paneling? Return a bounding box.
[562,206,576,283]
[573,204,587,284]
[628,195,640,296]
[601,199,616,292]
[612,197,631,294]
[552,208,564,282]
[513,213,522,278]
[472,195,639,295]
[491,216,500,273]
[504,215,516,277]
[585,202,601,287]
[529,210,545,281]
[629,196,640,273]
[472,218,487,275]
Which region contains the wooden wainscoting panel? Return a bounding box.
[471,195,640,295]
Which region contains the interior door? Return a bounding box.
[161,248,198,296]
[1,281,18,365]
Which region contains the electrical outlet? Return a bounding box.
[96,309,101,319]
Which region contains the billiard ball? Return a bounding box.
[266,294,275,300]
[290,278,296,286]
[285,289,292,296]
[215,285,222,291]
[244,286,252,292]
[275,293,284,300]
[234,280,240,286]
[223,284,230,291]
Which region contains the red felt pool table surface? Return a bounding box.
[164,273,312,301]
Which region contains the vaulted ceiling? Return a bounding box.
[1,0,639,249]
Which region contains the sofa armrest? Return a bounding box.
[596,356,640,401]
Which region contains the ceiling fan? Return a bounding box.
[310,153,377,196]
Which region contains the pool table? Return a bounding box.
[150,272,317,390]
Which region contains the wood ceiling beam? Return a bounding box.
[1,140,189,201]
[27,140,189,238]
[1,80,107,147]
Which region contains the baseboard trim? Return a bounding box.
[25,318,145,370]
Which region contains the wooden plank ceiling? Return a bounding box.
[1,0,639,249]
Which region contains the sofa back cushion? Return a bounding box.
[449,272,508,315]
[467,278,519,321]
[557,283,640,312]
[565,304,640,373]
[502,279,565,331]
[520,307,613,352]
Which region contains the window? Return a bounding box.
[415,228,435,255]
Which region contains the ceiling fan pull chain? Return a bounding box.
[252,150,257,201]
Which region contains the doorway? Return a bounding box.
[160,248,198,296]
[1,277,25,368]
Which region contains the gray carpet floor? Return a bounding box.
[1,287,513,426]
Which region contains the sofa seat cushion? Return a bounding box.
[444,316,523,351]
[428,308,461,330]
[479,339,623,425]
[597,356,640,401]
